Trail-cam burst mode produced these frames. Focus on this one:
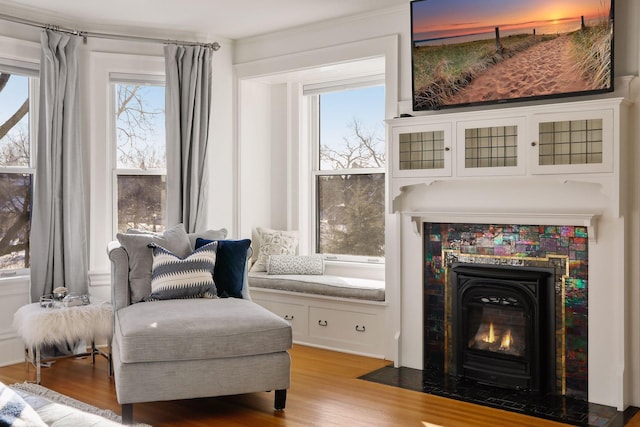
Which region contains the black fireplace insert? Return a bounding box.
[451,264,556,393]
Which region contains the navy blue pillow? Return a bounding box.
[195,238,251,298]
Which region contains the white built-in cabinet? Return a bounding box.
[391,122,453,178]
[528,108,614,175]
[387,96,629,217]
[251,288,386,358]
[388,97,625,207]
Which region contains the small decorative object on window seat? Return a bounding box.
[267,255,324,275]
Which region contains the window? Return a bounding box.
[112,78,166,233]
[311,84,385,261]
[0,67,37,271]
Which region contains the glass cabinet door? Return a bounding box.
[456,117,527,177]
[531,109,612,174]
[392,123,452,177]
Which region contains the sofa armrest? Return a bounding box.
[107,241,131,311]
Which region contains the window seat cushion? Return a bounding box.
[248,272,385,302]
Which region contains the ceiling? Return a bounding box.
[0,0,409,40]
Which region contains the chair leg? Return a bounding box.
[121,403,133,425]
[274,389,287,410]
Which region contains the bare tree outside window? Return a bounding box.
[115,84,165,170]
[0,72,32,270]
[320,119,385,170]
[316,86,385,259]
[114,83,166,233]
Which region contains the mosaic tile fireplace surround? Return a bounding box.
[423,222,589,400]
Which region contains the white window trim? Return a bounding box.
[89,52,164,273]
[306,85,386,265]
[303,74,385,96]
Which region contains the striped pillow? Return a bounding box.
[146,242,218,301]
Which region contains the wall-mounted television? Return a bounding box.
[411,0,614,111]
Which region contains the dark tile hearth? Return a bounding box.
[359,365,626,427]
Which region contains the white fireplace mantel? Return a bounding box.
[407,212,599,242]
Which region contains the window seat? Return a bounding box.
[248,272,385,302]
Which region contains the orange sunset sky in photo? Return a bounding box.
[412,0,611,42]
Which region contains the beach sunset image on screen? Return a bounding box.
[411,0,613,110]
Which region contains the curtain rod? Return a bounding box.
[0,12,221,51]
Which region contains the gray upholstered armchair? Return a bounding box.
[107,225,292,424]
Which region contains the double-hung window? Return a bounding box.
[0,64,38,272]
[111,75,166,233]
[308,81,386,262]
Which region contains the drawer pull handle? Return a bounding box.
[284,315,294,321]
[355,325,366,332]
[318,320,328,327]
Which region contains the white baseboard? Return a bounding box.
[293,340,386,360]
[0,336,25,367]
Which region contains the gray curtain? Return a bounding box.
[30,30,88,302]
[164,44,213,233]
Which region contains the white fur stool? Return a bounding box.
[13,300,113,384]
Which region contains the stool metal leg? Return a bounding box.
[107,337,113,376]
[35,346,41,385]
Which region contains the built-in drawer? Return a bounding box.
[254,299,308,337]
[308,306,380,350]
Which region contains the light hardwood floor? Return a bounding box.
[0,344,636,427]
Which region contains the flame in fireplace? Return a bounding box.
[482,322,496,343]
[500,329,513,351]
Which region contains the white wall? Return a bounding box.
[207,38,236,234]
[0,18,234,366]
[237,79,275,239]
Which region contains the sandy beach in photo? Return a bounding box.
[444,35,590,105]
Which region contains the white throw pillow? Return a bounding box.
[250,228,299,272]
[267,255,324,275]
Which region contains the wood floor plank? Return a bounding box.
[0,344,628,426]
